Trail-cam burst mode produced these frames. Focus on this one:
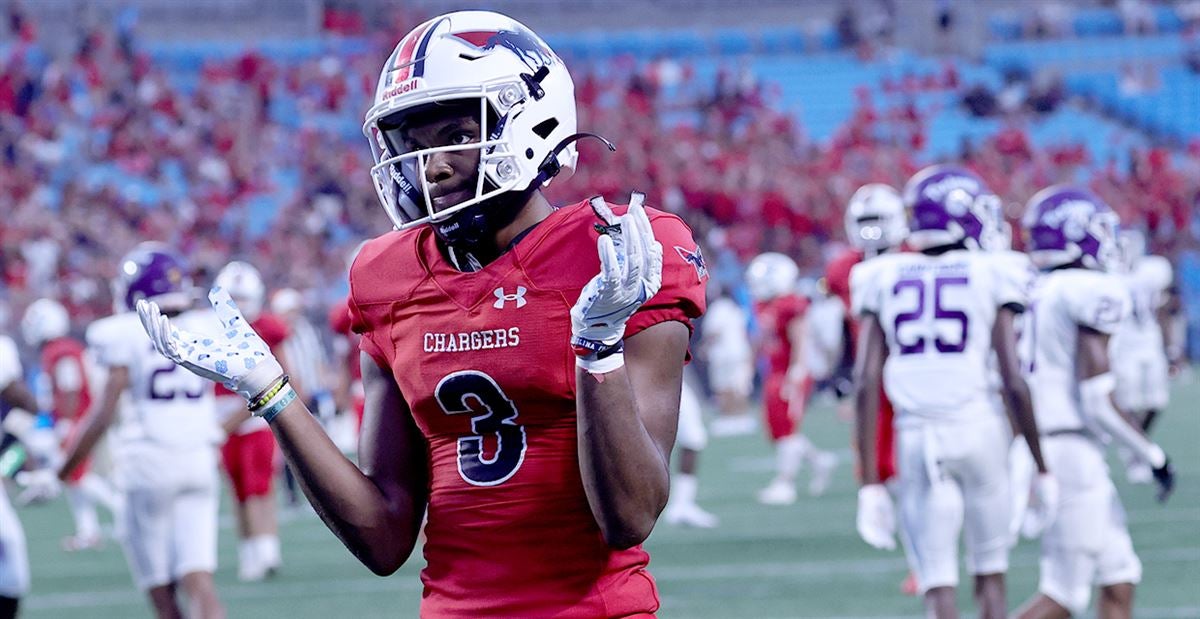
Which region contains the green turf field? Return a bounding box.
[14,379,1200,618]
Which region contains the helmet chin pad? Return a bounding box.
[433,185,533,248]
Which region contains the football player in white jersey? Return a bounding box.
[1015,187,1175,619]
[1110,229,1174,482]
[58,243,225,619]
[0,333,45,618]
[851,165,1051,618]
[662,371,718,528]
[701,282,756,437]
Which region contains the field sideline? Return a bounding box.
[14,378,1200,618]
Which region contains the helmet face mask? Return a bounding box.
[363,11,578,245]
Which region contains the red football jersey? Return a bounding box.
[754,293,809,376]
[41,337,92,421]
[825,247,864,313]
[349,200,705,618]
[824,248,899,483]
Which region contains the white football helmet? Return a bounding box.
[363,10,579,241]
[844,184,907,253]
[745,253,800,302]
[21,298,69,347]
[214,261,265,321]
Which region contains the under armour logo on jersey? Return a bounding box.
[675,245,709,282]
[493,286,527,309]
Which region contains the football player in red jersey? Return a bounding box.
[211,261,292,582]
[137,10,705,618]
[745,253,839,506]
[20,298,121,552]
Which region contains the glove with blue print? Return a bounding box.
[570,193,663,374]
[137,287,283,406]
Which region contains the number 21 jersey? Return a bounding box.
[851,250,1026,420]
[349,200,706,617]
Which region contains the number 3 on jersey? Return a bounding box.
[435,370,527,486]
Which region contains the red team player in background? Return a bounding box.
[138,10,705,617]
[745,253,838,506]
[827,183,916,594]
[328,296,365,429]
[212,261,292,582]
[20,298,119,551]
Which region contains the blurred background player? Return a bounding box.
[213,261,291,581]
[58,243,224,619]
[1110,229,1175,483]
[270,288,334,507]
[20,298,121,552]
[831,183,917,594]
[0,331,50,619]
[137,10,706,616]
[1016,186,1175,619]
[701,283,755,438]
[663,371,718,528]
[829,184,907,485]
[851,166,1050,618]
[746,252,838,506]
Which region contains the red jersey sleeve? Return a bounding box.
[252,314,291,349]
[347,230,426,370]
[624,211,707,339]
[825,248,862,311]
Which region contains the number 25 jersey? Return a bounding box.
[851,250,1026,420]
[349,200,706,618]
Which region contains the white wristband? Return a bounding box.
[576,352,625,375]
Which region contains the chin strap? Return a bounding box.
[534,132,616,186]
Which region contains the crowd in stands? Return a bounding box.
[1,3,1198,348]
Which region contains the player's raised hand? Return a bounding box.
[571,193,663,372]
[137,287,283,404]
[856,484,897,551]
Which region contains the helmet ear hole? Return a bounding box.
[532,118,558,139]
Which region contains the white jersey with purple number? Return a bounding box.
[86,311,222,448]
[1111,255,1172,359]
[853,250,1026,421]
[1021,268,1129,433]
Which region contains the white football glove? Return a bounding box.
[570,193,663,372]
[1022,473,1060,539]
[15,468,61,506]
[856,484,897,550]
[137,287,283,404]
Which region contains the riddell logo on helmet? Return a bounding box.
[383,78,422,100]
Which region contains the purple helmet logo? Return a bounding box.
[902,165,999,251]
[117,242,192,311]
[1022,185,1118,270]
